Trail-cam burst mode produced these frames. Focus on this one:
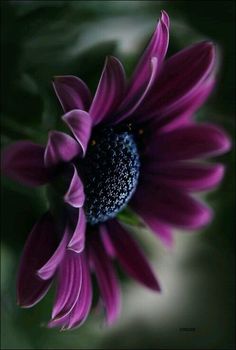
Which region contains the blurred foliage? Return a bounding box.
[1,1,235,349]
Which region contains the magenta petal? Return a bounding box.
[125,11,169,101]
[132,185,213,230]
[64,165,85,208]
[89,236,121,325]
[62,109,92,157]
[1,141,50,187]
[100,224,116,258]
[89,56,126,125]
[140,41,215,116]
[106,220,161,291]
[68,208,86,253]
[17,212,57,307]
[52,250,83,320]
[144,162,225,192]
[146,124,231,161]
[114,57,158,123]
[131,202,174,248]
[49,251,92,330]
[44,131,81,168]
[65,252,92,329]
[37,228,69,280]
[53,75,91,112]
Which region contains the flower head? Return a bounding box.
[2,11,231,330]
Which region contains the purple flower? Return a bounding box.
[1,11,231,330]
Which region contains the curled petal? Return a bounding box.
[17,212,57,307]
[37,228,69,280]
[114,57,158,123]
[44,131,81,168]
[89,235,121,325]
[125,10,169,102]
[62,109,92,157]
[52,250,83,320]
[68,208,86,253]
[64,165,85,208]
[106,220,161,291]
[89,56,126,125]
[139,41,216,118]
[53,75,91,112]
[1,141,50,187]
[146,124,231,161]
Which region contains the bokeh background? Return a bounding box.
[1,1,235,349]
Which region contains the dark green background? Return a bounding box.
[1,1,235,349]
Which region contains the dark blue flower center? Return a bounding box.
[80,128,140,225]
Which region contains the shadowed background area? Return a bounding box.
[1,1,235,349]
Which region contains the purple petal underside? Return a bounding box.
[53,75,91,112]
[17,212,58,307]
[62,109,92,157]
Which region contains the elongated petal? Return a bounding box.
[53,75,91,112]
[17,212,57,307]
[52,250,82,320]
[143,162,225,192]
[1,141,50,186]
[100,224,116,258]
[44,131,81,168]
[114,57,158,123]
[68,208,86,253]
[138,41,216,118]
[142,76,215,127]
[89,236,121,325]
[62,109,92,156]
[64,165,85,208]
[65,253,92,329]
[146,124,231,161]
[37,227,69,280]
[131,202,174,248]
[132,184,213,230]
[48,252,92,330]
[126,11,169,101]
[106,220,161,291]
[89,56,126,125]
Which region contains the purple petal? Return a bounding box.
[89,56,126,125]
[52,250,83,320]
[124,11,169,103]
[146,124,231,161]
[143,162,225,192]
[68,208,86,253]
[62,109,92,157]
[17,212,57,307]
[1,141,50,187]
[131,202,173,248]
[65,252,92,329]
[44,131,81,168]
[48,252,92,330]
[106,220,161,291]
[138,41,216,118]
[114,57,158,123]
[64,164,85,208]
[143,76,215,128]
[132,184,213,230]
[89,235,121,325]
[53,75,91,112]
[37,227,69,280]
[100,224,116,258]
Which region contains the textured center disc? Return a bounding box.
[81,128,140,225]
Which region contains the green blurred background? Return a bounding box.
[1,1,235,349]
